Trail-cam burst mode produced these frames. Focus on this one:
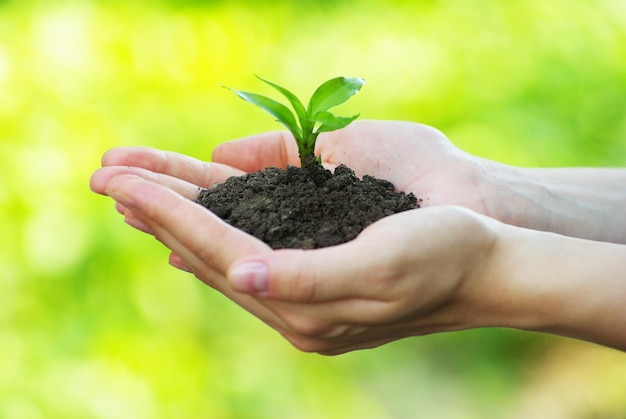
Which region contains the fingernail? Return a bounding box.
[229,262,269,293]
[169,261,193,273]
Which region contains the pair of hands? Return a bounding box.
[90,120,514,354]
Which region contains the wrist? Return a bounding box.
[478,162,626,243]
[474,159,551,232]
[432,211,516,332]
[474,223,626,350]
[452,217,572,333]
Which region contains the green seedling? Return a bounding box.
[225,75,365,169]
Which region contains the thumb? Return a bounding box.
[227,245,373,303]
[212,131,299,172]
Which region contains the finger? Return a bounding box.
[104,174,271,275]
[103,173,303,342]
[279,323,396,355]
[91,165,200,198]
[227,239,385,303]
[114,201,127,216]
[316,340,390,356]
[104,174,322,337]
[109,199,154,235]
[147,221,226,287]
[168,252,192,273]
[108,176,278,319]
[212,131,300,172]
[307,336,396,356]
[123,208,152,234]
[100,146,245,187]
[151,226,292,335]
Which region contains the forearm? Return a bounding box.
[483,162,626,244]
[482,224,626,351]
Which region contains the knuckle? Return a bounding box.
[364,266,403,300]
[290,274,317,303]
[198,162,212,187]
[284,334,329,353]
[194,221,232,271]
[283,311,330,338]
[281,251,319,303]
[292,318,328,338]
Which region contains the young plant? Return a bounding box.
[225,76,365,169]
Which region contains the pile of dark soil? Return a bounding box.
[195,165,419,249]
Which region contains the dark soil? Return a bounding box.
[194,165,419,249]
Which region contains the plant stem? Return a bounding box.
[298,132,321,169]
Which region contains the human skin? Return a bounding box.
[91,120,626,243]
[209,120,626,244]
[90,120,626,354]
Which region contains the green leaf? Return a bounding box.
[224,75,365,170]
[224,87,302,140]
[256,75,308,125]
[307,77,365,116]
[312,111,360,133]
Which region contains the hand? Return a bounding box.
[93,167,503,355]
[226,205,502,354]
[90,146,247,239]
[90,119,502,269]
[212,120,626,244]
[212,119,500,216]
[90,122,626,353]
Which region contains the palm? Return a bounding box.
[93,120,495,220]
[214,120,492,216]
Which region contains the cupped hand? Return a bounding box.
[91,120,500,229]
[90,147,246,237]
[225,205,500,354]
[89,120,506,354]
[97,172,284,329]
[212,119,499,216]
[93,164,501,355]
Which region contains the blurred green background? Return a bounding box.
[1,0,626,418]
